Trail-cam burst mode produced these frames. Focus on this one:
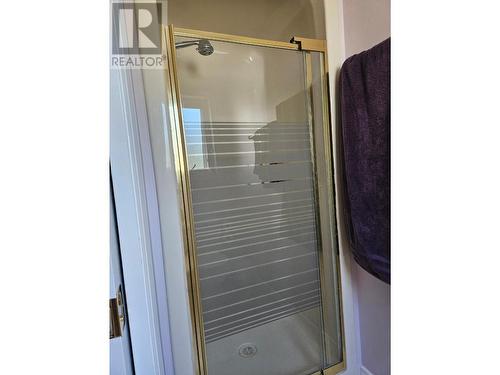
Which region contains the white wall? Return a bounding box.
[140,4,198,375]
[354,265,390,375]
[341,1,391,374]
[342,0,390,57]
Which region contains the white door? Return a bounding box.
[110,179,134,375]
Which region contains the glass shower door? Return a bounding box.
[168,28,342,375]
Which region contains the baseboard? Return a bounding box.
[360,365,376,375]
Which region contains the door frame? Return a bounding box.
[110,6,175,373]
[164,24,345,375]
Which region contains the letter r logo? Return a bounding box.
[112,3,162,54]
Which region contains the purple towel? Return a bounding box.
[339,38,390,284]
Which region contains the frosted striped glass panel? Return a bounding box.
[175,36,327,375]
[187,120,321,342]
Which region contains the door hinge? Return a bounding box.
[109,285,125,339]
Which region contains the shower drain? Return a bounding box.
[238,343,258,358]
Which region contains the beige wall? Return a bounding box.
[343,0,390,57]
[168,0,326,42]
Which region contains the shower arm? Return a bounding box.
[175,40,200,49]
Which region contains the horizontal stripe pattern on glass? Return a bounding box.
[186,120,321,342]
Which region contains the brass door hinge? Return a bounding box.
[290,36,327,52]
[109,285,125,339]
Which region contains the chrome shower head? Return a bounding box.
[175,39,214,56]
[197,39,214,56]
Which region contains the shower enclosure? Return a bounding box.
[164,26,344,375]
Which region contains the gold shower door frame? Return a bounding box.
[163,25,345,375]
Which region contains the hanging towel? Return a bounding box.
[339,38,390,284]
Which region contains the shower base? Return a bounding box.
[206,307,322,375]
